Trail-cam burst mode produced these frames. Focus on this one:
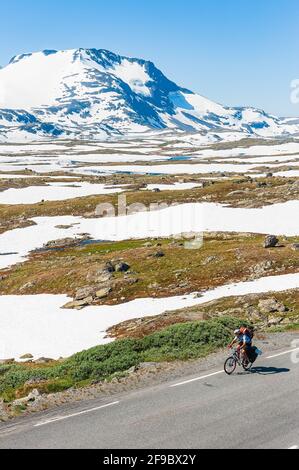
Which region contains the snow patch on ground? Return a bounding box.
[0,182,125,205]
[143,182,202,191]
[1,201,299,270]
[69,163,260,176]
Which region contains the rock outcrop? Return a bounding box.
[264,235,279,248]
[62,259,131,309]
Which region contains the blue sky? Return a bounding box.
[1,0,298,116]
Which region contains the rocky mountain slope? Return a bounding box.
[0,48,298,142]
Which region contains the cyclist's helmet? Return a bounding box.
[234,329,241,335]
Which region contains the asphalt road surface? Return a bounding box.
[0,346,299,449]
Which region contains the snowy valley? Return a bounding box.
[0,48,299,411]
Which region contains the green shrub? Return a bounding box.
[0,316,245,400]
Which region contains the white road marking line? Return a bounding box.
[34,401,120,427]
[288,445,298,449]
[266,348,299,359]
[170,370,224,388]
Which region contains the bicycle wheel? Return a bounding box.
[224,356,237,375]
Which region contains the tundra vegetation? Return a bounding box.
[1,144,299,413]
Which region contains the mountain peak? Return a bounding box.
[0,47,298,142]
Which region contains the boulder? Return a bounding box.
[86,267,113,283]
[114,262,130,273]
[104,261,116,273]
[267,316,284,326]
[250,260,274,278]
[264,235,279,248]
[95,287,111,299]
[13,389,40,407]
[62,297,93,310]
[19,354,34,360]
[258,298,287,314]
[246,306,261,321]
[94,272,112,283]
[74,286,95,301]
[43,235,91,250]
[19,282,36,292]
[152,250,165,258]
[44,237,77,249]
[292,244,299,251]
[27,389,40,401]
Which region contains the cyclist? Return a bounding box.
[228,327,253,362]
[239,326,253,363]
[228,329,243,356]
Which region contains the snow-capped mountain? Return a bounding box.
[0,48,298,142]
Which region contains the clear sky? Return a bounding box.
[1,0,299,116]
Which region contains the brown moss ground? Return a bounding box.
[1,232,299,304]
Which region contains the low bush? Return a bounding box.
[0,316,244,400]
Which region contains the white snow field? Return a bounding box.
[192,142,299,159]
[143,182,202,191]
[0,181,202,205]
[1,200,299,270]
[1,140,299,180]
[0,182,125,205]
[1,48,298,141]
[4,157,297,177]
[1,271,299,360]
[0,144,69,154]
[68,161,299,177]
[70,163,257,176]
[275,170,299,178]
[0,174,78,179]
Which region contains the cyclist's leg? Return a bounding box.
[245,344,251,362]
[242,344,250,363]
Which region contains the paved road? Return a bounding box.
[0,346,299,449]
